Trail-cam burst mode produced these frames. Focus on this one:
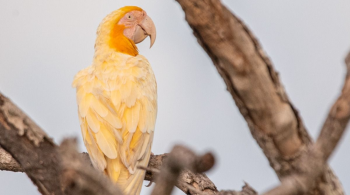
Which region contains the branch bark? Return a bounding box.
[151,145,215,195]
[263,51,350,195]
[175,0,344,194]
[0,93,63,195]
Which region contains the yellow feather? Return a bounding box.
[126,83,138,108]
[138,100,148,133]
[86,109,100,133]
[106,158,121,182]
[124,101,140,133]
[138,133,151,160]
[121,81,132,100]
[104,111,122,129]
[91,95,108,117]
[130,128,143,149]
[76,87,85,103]
[79,93,93,117]
[95,123,118,159]
[85,125,107,171]
[111,90,121,108]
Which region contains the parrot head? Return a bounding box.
[97,6,156,56]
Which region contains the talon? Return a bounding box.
[145,181,153,187]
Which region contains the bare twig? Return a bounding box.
[218,183,257,195]
[263,51,350,195]
[145,153,221,195]
[151,145,215,195]
[175,0,343,194]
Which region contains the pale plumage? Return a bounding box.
[72,6,157,195]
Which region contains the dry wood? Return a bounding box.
[146,153,221,195]
[0,93,63,195]
[263,51,350,195]
[151,145,215,195]
[175,0,344,194]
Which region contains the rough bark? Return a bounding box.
[0,93,63,195]
[175,0,343,194]
[145,153,220,195]
[0,147,21,172]
[151,145,215,195]
[263,52,350,195]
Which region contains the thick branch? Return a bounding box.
[175,0,343,194]
[0,93,63,195]
[263,51,350,195]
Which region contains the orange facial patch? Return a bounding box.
[108,6,143,56]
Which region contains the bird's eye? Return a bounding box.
[128,15,132,19]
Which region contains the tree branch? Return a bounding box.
[151,145,214,195]
[0,93,63,195]
[0,147,21,172]
[263,51,350,195]
[175,0,343,194]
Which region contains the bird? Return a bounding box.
[72,6,157,195]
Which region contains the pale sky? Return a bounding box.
[0,1,350,194]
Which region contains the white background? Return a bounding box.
[0,1,349,194]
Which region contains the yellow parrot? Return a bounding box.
[72,6,157,195]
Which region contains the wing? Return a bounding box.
[73,56,157,179]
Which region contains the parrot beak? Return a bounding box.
[133,15,156,48]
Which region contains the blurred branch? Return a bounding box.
[145,153,222,195]
[175,0,343,194]
[263,51,350,195]
[60,139,123,195]
[151,145,214,195]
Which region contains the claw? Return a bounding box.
[145,181,153,187]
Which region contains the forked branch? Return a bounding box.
[263,51,350,195]
[175,0,344,194]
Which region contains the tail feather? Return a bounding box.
[106,148,151,195]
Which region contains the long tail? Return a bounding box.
[106,149,152,195]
